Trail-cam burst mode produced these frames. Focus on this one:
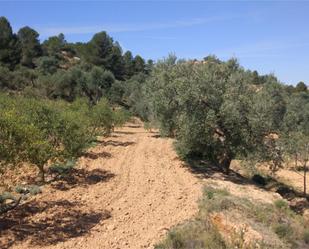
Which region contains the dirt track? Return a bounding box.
[4,121,202,249]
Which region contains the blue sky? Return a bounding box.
[1,0,309,84]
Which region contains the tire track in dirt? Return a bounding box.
[8,121,202,249]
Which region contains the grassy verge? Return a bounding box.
[156,186,309,249]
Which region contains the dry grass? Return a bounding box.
[156,186,309,249]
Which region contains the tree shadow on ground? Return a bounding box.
[114,131,135,135]
[126,125,141,128]
[184,159,251,185]
[0,199,110,249]
[184,159,309,213]
[83,151,112,160]
[150,134,161,139]
[263,176,309,213]
[100,140,136,147]
[51,168,115,191]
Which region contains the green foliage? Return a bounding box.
[274,199,289,210]
[42,33,66,56]
[204,187,305,247]
[0,17,20,69]
[204,186,230,200]
[17,26,41,68]
[90,98,113,134]
[157,186,306,249]
[295,81,308,93]
[121,73,150,119]
[0,91,128,183]
[145,56,287,172]
[36,56,59,75]
[133,55,146,74]
[123,51,135,78]
[112,108,131,127]
[273,224,293,239]
[0,16,148,105]
[83,66,115,103]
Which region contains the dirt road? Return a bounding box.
[3,121,202,249]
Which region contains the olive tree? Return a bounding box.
[146,56,285,173]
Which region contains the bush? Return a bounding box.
[273,223,293,239]
[204,186,229,200]
[155,220,226,249]
[162,186,308,248]
[274,199,289,210]
[303,229,309,244]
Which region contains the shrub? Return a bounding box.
[204,186,230,200]
[164,186,308,248]
[274,199,289,210]
[155,220,226,249]
[273,223,293,239]
[303,229,309,244]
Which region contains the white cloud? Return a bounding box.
[215,40,309,59]
[36,15,240,36]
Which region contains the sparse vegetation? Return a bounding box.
[157,186,308,248]
[0,13,308,249]
[155,218,227,249]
